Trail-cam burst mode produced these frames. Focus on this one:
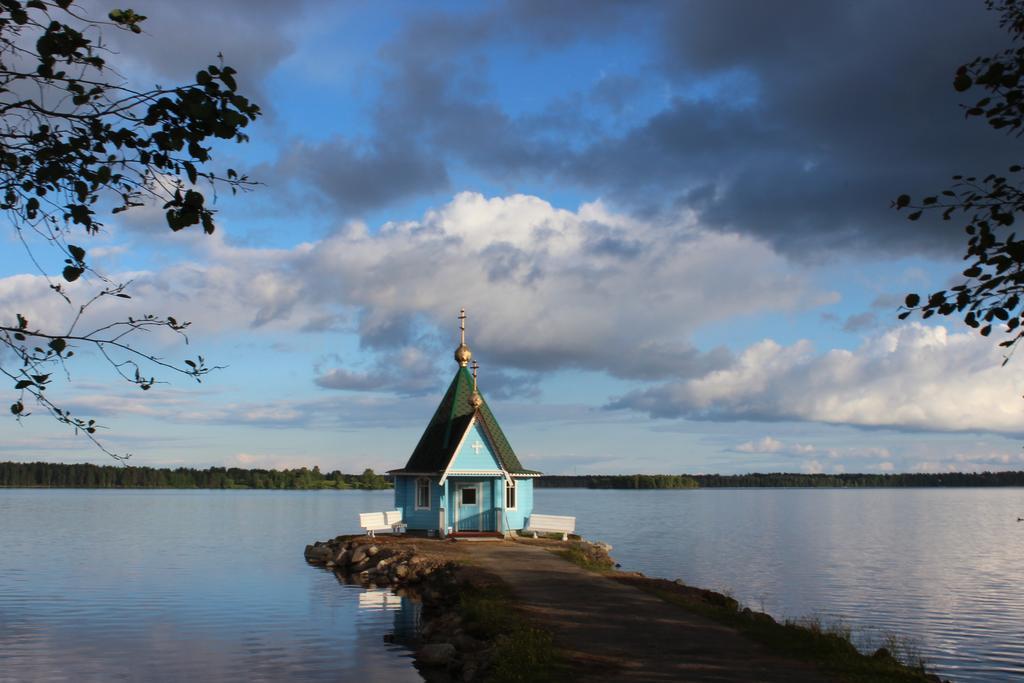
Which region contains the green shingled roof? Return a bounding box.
[391,366,539,475]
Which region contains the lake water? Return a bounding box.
[0,488,1021,682]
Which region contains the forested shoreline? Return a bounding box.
[0,462,392,489]
[535,472,1024,488]
[4,462,1024,490]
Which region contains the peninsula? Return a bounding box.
[304,533,947,682]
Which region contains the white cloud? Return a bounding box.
[802,459,824,474]
[1,192,824,381]
[734,436,785,453]
[615,323,1024,435]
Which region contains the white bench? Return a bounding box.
[359,510,407,537]
[525,513,576,541]
[385,510,407,534]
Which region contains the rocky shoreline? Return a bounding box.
[304,535,502,682]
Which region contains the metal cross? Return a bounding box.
[472,440,484,454]
[459,308,466,345]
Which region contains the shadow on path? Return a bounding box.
[467,542,832,683]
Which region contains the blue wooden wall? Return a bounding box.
[394,472,536,532]
[393,476,443,530]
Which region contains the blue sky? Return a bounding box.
[3,0,1024,475]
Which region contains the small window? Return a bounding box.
[415,478,431,510]
[461,487,477,505]
[505,480,517,510]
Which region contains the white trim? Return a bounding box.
[439,415,477,486]
[414,476,431,511]
[473,418,513,486]
[444,470,504,476]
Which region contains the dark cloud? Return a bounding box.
[273,137,449,215]
[83,0,1013,254]
[589,74,646,115]
[314,345,441,397]
[842,312,878,333]
[317,0,1012,255]
[85,0,309,108]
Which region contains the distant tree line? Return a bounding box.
[0,462,392,490]
[536,475,700,489]
[536,471,1024,489]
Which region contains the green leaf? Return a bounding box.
[904,293,920,307]
[895,194,911,208]
[62,266,84,282]
[954,73,973,92]
[68,244,85,262]
[48,338,66,354]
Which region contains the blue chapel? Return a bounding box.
[389,309,541,536]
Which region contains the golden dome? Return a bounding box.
[469,390,483,409]
[454,343,472,366]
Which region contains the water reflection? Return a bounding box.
[0,489,421,683]
[337,572,422,650]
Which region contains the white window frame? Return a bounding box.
[415,477,431,511]
[505,479,517,511]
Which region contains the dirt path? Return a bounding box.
[465,541,833,682]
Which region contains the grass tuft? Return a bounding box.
[553,542,615,572]
[457,582,563,682]
[633,582,936,683]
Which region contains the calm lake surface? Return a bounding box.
[0,488,1021,682]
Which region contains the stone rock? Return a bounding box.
[394,563,410,579]
[352,559,375,573]
[367,545,379,557]
[594,541,613,552]
[304,545,332,562]
[409,554,425,565]
[350,546,368,564]
[333,548,350,565]
[417,643,456,666]
[452,633,484,653]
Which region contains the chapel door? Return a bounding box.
[455,483,481,531]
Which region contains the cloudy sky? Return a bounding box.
[2,0,1023,475]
